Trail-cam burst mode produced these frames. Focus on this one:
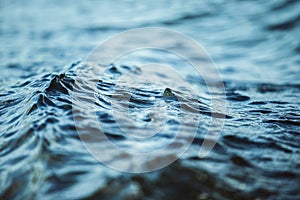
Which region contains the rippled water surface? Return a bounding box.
[1,0,300,199]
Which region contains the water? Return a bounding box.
[1,0,300,199]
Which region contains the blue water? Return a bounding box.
[0,0,299,199]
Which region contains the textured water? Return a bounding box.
[1,0,300,199]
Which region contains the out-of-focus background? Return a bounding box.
[0,0,299,199]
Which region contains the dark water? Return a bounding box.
[1,0,300,199]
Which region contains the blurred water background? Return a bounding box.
[0,0,299,199]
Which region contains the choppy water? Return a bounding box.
[1,0,300,199]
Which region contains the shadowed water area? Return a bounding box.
[0,0,300,199]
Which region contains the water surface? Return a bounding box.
[0,0,299,199]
